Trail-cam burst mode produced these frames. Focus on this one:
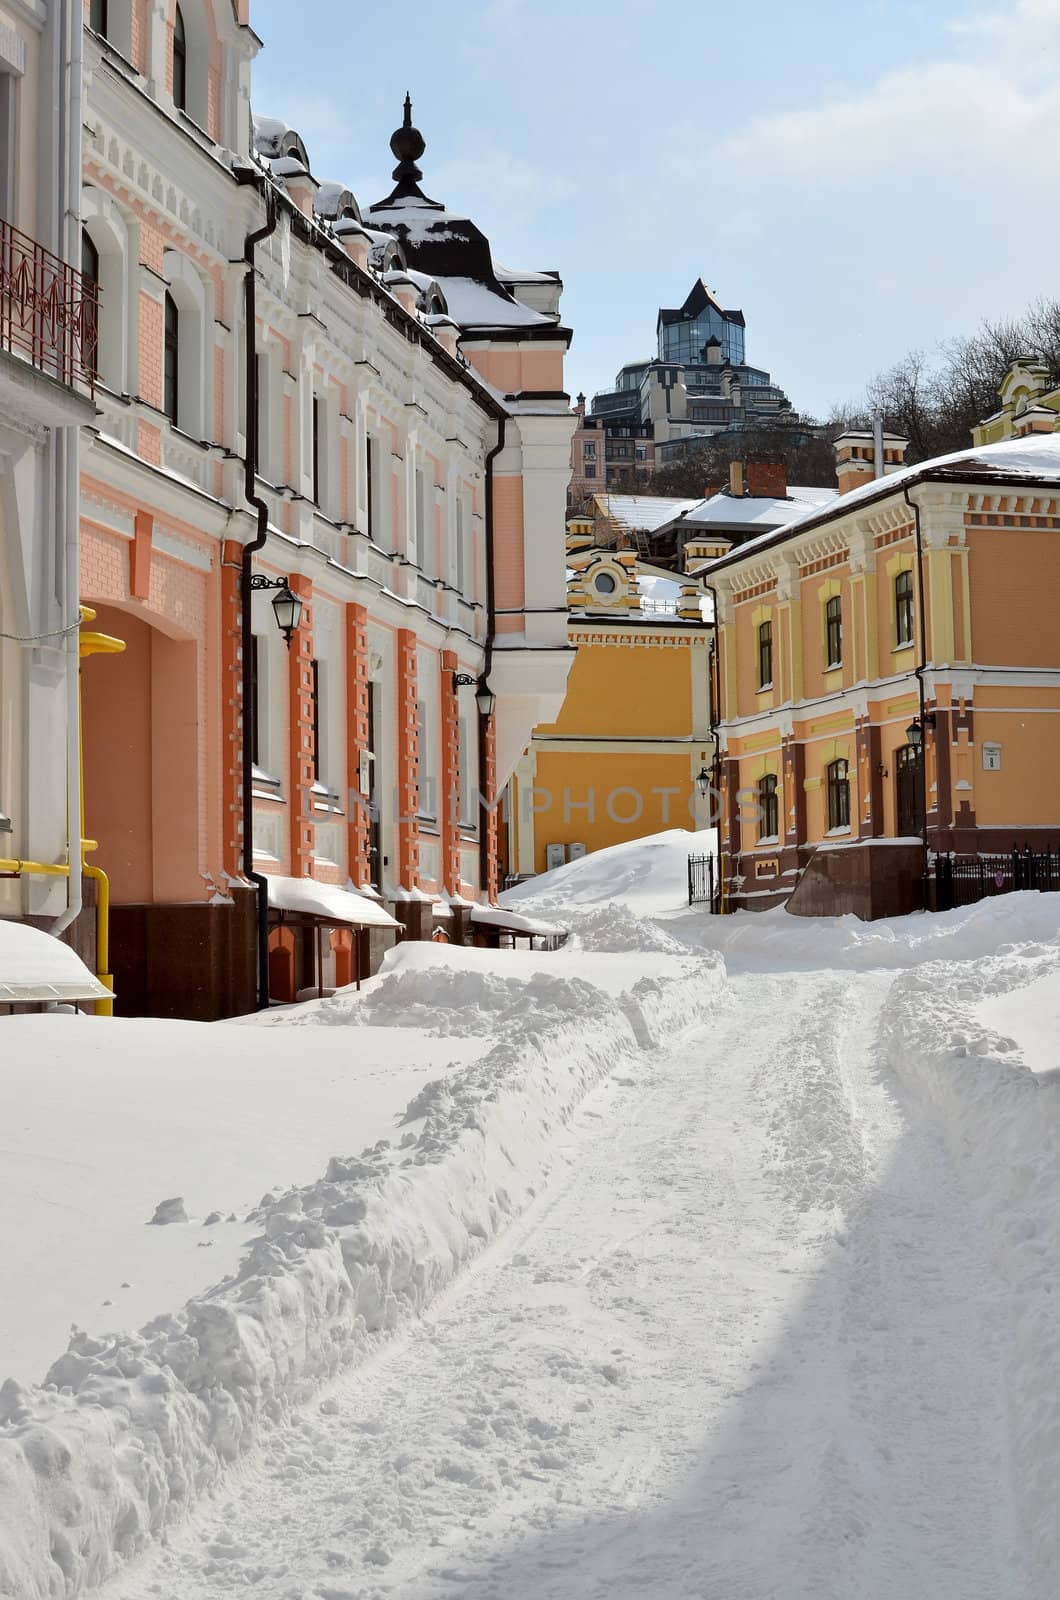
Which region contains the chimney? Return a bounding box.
[834,431,909,496]
[575,392,586,418]
[746,461,788,500]
[728,460,745,496]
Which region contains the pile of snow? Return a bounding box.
[0,918,110,1004]
[0,944,723,1600]
[502,828,717,920]
[881,930,1060,1594]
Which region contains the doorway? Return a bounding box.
[895,744,923,838]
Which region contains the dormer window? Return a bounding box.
[593,571,617,595]
[172,6,187,112]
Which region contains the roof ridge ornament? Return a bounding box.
[389,92,426,188]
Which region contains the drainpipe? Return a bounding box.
[235,169,277,1007]
[701,579,725,911]
[903,483,931,897]
[52,0,85,941]
[478,413,505,899]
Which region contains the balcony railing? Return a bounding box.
[0,217,99,394]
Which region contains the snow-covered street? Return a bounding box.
[4,833,1060,1600]
[105,967,1021,1599]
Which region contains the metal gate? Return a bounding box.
[687,852,718,911]
[935,847,1059,911]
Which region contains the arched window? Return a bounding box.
[172,5,188,113]
[758,774,778,840]
[895,569,914,647]
[757,618,773,689]
[80,229,101,379]
[163,291,179,424]
[827,758,850,831]
[825,594,842,668]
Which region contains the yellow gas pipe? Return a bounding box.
[0,607,125,1015]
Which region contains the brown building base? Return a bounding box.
[785,841,926,921]
[110,888,258,1021]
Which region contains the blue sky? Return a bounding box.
[251,0,1060,419]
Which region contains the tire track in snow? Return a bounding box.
[106,970,1020,1600]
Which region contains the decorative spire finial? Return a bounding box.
[390,93,425,187]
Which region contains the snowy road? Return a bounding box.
[110,969,1021,1600]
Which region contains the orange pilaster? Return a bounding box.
[345,602,370,885]
[439,650,461,893]
[288,575,315,876]
[220,539,244,879]
[396,627,420,890]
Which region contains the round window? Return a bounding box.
[594,571,617,595]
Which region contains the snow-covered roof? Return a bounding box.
[0,919,110,1004]
[595,494,702,535]
[470,904,567,938]
[265,876,400,930]
[427,276,549,330]
[681,484,838,531]
[707,434,1060,574]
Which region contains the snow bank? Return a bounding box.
[0,951,723,1599]
[881,935,1060,1598]
[500,827,717,918]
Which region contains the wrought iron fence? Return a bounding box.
[0,217,99,393]
[934,847,1060,911]
[688,851,718,910]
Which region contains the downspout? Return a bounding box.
[903,482,931,894]
[702,579,725,912]
[52,0,85,940]
[478,413,505,900]
[235,170,277,1007]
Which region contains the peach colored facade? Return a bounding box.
[710,433,1060,918]
[76,3,574,1015]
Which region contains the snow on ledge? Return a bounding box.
[265,875,400,930]
[0,919,109,1003]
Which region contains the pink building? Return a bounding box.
[76,7,575,1016]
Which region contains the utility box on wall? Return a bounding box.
[568,842,587,861]
[982,742,1001,771]
[545,844,565,871]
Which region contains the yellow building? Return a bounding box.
[504,521,715,879]
[709,424,1060,919]
[973,358,1060,445]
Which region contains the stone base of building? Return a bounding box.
[785,840,926,921]
[392,899,434,942]
[110,888,258,1021]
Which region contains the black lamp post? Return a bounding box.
[250,573,302,647]
[906,712,935,752]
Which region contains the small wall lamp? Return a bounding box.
[906,713,936,750]
[695,766,711,799]
[452,672,496,719]
[250,574,302,647]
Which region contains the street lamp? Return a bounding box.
[250,573,302,647]
[906,712,935,751]
[475,682,496,719]
[695,766,711,799]
[451,671,476,690]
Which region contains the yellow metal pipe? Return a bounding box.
[0,859,71,878]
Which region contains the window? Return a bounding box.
[312,396,322,506]
[90,0,109,36]
[895,569,914,647]
[310,659,321,783]
[825,594,842,668]
[827,758,850,831]
[163,291,179,424]
[757,619,773,689]
[414,467,426,570]
[0,73,16,223]
[758,774,778,840]
[455,493,466,596]
[80,230,100,377]
[365,434,374,538]
[584,465,596,478]
[172,5,187,112]
[594,571,616,595]
[583,441,596,461]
